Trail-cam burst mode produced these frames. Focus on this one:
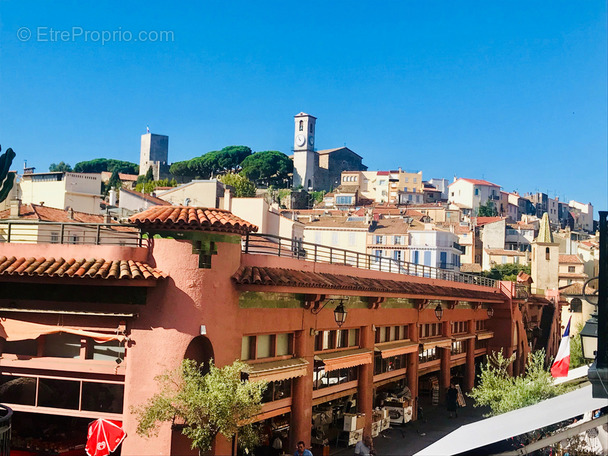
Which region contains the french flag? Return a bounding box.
[551,317,571,378]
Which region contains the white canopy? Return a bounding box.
[415,385,608,456]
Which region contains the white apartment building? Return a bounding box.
[448,178,501,216]
[19,172,103,214]
[408,226,462,271]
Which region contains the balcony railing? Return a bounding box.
[243,233,496,288]
[0,220,142,247]
[0,405,11,456]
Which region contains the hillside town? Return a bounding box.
[0,111,604,455]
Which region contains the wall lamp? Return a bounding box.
[311,298,348,327]
[487,307,494,318]
[434,304,443,321]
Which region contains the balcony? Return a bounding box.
[243,233,496,288]
[0,220,142,246]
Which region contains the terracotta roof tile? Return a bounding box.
[559,254,583,264]
[232,266,504,302]
[120,188,171,206]
[129,206,258,235]
[484,249,525,256]
[450,178,500,187]
[0,256,166,280]
[559,282,591,296]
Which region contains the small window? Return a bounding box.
[375,235,384,244]
[310,123,313,133]
[568,266,575,273]
[545,247,550,260]
[569,298,582,313]
[299,120,303,131]
[394,236,401,245]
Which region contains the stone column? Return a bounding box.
[290,327,314,449]
[439,321,452,401]
[464,319,476,392]
[407,322,420,420]
[358,325,374,436]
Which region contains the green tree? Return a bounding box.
[483,263,531,281]
[0,145,16,203]
[74,158,138,174]
[133,359,267,454]
[477,200,498,217]
[240,151,292,187]
[468,349,564,416]
[144,167,155,182]
[49,161,73,172]
[219,173,257,197]
[135,178,177,194]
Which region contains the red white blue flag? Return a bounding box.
[551,317,571,378]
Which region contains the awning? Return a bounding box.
[476,330,494,340]
[315,348,373,371]
[0,318,126,343]
[375,340,419,358]
[421,337,452,350]
[247,358,308,383]
[414,385,608,456]
[452,334,476,342]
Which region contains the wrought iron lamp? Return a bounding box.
[434,304,443,321]
[487,306,494,318]
[580,313,598,360]
[311,298,348,327]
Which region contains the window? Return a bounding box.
[451,340,465,355]
[262,379,292,403]
[419,346,439,363]
[241,333,293,360]
[393,250,402,261]
[413,178,417,183]
[440,252,447,269]
[299,120,303,131]
[375,235,384,244]
[310,123,313,133]
[419,323,440,338]
[394,236,401,245]
[374,353,406,375]
[313,362,357,390]
[413,251,419,264]
[349,232,356,246]
[545,247,550,260]
[50,232,59,244]
[375,325,408,343]
[405,178,409,183]
[568,266,575,273]
[451,321,468,334]
[474,189,479,196]
[569,298,582,313]
[336,196,352,205]
[331,233,339,245]
[374,250,382,262]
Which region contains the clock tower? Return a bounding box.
[293,112,318,189]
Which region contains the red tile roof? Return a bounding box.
[450,178,500,187]
[0,204,106,223]
[0,256,166,280]
[130,206,258,235]
[120,188,171,206]
[232,266,504,302]
[558,254,583,264]
[475,217,504,226]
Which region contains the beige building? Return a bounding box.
[448,178,501,217]
[482,248,527,271]
[557,254,588,288]
[301,216,369,255]
[230,197,304,241]
[156,180,228,208]
[19,171,103,214]
[339,169,424,205]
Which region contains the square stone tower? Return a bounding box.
[140,133,169,180]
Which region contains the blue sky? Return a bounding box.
[1,1,606,215]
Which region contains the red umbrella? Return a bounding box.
[86,419,126,456]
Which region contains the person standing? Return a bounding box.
[447,383,458,418]
[294,441,312,456]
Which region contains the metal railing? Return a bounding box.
[0,405,11,456]
[0,220,143,247]
[243,233,497,287]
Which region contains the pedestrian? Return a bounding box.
[354,435,376,456]
[447,383,458,418]
[294,441,312,456]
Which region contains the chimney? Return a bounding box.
[104,213,112,223]
[67,207,74,220]
[108,189,117,206]
[223,187,232,211]
[9,199,21,218]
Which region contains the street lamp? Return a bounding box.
[311,298,348,328]
[580,313,598,361]
[434,304,444,321]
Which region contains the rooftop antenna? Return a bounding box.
[146,124,150,134]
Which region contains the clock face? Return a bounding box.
[296,134,306,147]
[308,135,314,146]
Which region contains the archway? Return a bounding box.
[171,336,215,455]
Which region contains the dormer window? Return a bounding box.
[299,120,303,131]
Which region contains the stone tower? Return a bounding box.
[531,213,559,292]
[292,112,318,190]
[140,133,169,180]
